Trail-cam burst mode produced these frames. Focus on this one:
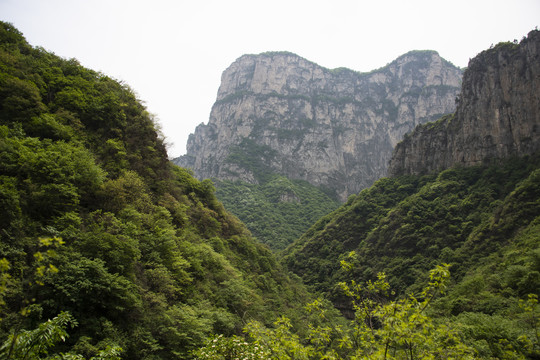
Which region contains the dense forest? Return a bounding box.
[0,20,539,359]
[284,155,540,295]
[278,156,540,358]
[215,176,339,251]
[0,22,317,359]
[279,31,540,358]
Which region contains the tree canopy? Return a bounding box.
[0,21,311,359]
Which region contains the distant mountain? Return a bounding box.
[174,50,462,201]
[173,51,462,250]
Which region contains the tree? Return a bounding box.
[195,261,477,359]
[336,260,474,359]
[0,311,76,359]
[0,240,123,360]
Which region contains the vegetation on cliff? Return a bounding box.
[205,33,540,355]
[284,153,540,290]
[281,145,540,359]
[176,47,462,198]
[389,30,540,177]
[176,46,462,251]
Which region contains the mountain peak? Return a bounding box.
[175,50,462,201]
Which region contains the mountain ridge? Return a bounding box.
[174,49,463,201]
[0,21,313,359]
[282,29,540,307]
[388,30,540,176]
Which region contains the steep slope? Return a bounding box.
[174,51,462,201]
[174,51,462,251]
[214,176,340,250]
[282,32,540,355]
[389,30,540,176]
[0,22,310,359]
[283,156,540,293]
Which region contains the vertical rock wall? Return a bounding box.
[175,51,462,200]
[389,30,540,176]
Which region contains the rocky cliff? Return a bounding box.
[388,30,540,176]
[175,51,462,201]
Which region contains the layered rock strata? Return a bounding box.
[389,30,540,176]
[175,51,462,200]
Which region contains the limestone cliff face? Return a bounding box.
[175,51,462,200]
[389,30,540,176]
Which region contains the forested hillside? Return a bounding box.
[1,20,539,360]
[195,152,540,358]
[215,176,340,250]
[284,155,540,296]
[175,49,462,251]
[277,155,540,358]
[0,22,313,359]
[193,31,540,359]
[278,31,540,359]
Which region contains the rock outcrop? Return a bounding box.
[388,30,540,176]
[175,51,462,201]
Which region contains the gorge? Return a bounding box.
[174,50,463,249]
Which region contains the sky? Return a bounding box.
[1,0,539,158]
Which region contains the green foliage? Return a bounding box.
[215,176,339,250]
[0,21,311,359]
[0,258,10,313]
[283,174,430,292]
[285,155,540,295]
[224,138,278,184]
[196,265,478,359]
[2,20,538,359]
[0,240,123,360]
[194,334,271,359]
[0,311,77,359]
[283,153,540,358]
[335,263,475,359]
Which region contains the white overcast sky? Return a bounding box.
[1,0,539,157]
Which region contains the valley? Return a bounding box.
[0,21,539,359]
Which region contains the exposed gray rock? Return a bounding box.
[388,30,540,177]
[174,50,462,201]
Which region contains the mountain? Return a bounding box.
[284,29,540,296]
[173,51,462,251]
[174,51,462,201]
[281,30,540,357]
[0,22,313,359]
[388,31,540,176]
[3,19,539,359]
